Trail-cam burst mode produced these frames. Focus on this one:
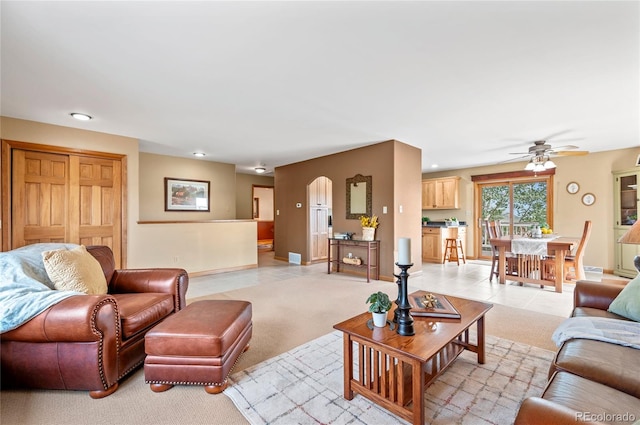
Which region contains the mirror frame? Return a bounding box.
[346,174,372,219]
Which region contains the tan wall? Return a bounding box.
[235,173,275,219]
[422,147,640,272]
[1,117,256,273]
[139,152,236,221]
[274,140,422,279]
[394,141,423,266]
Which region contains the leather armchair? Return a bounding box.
[1,246,188,398]
[572,279,626,313]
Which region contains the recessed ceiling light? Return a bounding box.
[193,152,206,157]
[70,112,92,121]
[431,164,439,168]
[255,167,266,174]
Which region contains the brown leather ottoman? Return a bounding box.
[144,300,252,394]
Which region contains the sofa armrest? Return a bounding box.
[109,268,188,310]
[573,280,625,310]
[1,295,119,342]
[515,397,607,425]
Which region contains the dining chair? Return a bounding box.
[485,219,518,281]
[542,220,592,281]
[564,220,592,280]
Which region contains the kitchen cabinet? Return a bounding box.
[422,227,441,262]
[422,226,466,263]
[422,177,460,209]
[613,168,640,278]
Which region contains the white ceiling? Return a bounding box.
[1,1,638,174]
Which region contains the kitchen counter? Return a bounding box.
[422,225,467,263]
[423,221,467,228]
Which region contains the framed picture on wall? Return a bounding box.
[164,177,210,211]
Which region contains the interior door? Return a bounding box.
[75,156,122,265]
[12,150,69,246]
[309,207,328,261]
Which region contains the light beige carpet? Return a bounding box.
[1,273,565,425]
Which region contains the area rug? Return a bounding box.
[225,330,554,425]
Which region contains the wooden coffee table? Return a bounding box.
[333,292,493,425]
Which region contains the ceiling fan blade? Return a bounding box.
[548,138,583,144]
[509,152,531,155]
[541,130,574,140]
[500,155,530,163]
[549,145,579,151]
[552,150,589,156]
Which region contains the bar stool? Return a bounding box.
[442,228,466,265]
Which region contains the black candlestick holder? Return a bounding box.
[393,262,415,336]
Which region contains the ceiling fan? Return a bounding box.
[508,140,589,171]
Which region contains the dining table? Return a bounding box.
[490,235,577,293]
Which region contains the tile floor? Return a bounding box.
[187,251,625,318]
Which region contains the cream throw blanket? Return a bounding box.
[552,316,640,349]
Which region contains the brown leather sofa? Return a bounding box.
[1,246,188,398]
[515,280,640,424]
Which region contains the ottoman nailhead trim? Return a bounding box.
[146,380,227,386]
[145,343,248,387]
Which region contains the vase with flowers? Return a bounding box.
[360,215,379,241]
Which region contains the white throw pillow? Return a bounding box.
[42,245,108,295]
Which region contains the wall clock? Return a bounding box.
[581,193,596,206]
[566,182,579,194]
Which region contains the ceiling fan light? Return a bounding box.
[544,159,556,169]
[533,163,546,172]
[255,167,266,174]
[524,161,536,171]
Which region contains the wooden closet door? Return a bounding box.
[12,150,69,246]
[74,156,122,266]
[10,148,123,267]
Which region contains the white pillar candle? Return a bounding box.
[398,237,411,265]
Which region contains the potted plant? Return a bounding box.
[359,215,379,241]
[366,291,393,327]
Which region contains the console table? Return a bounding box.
[328,238,380,282]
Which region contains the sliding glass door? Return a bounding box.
[476,173,553,260]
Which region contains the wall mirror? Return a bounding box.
[346,174,372,219]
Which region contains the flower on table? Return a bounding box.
[360,215,379,229]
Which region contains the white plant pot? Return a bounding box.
[372,311,388,327]
[362,227,376,241]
